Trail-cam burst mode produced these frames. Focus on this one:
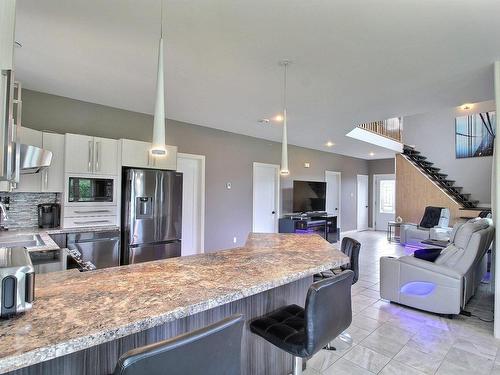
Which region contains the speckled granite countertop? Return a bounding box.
[0,225,120,252]
[0,233,348,373]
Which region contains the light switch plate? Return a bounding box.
[226,182,232,189]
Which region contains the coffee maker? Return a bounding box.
[37,203,60,228]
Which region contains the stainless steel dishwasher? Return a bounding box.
[66,230,120,269]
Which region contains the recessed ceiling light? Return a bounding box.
[326,141,335,147]
[369,152,375,156]
[461,103,472,110]
[258,118,270,124]
[274,114,284,122]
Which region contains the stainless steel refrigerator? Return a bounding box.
[121,168,182,265]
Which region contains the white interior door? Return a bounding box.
[325,171,341,227]
[374,174,396,231]
[177,153,205,256]
[357,175,369,231]
[253,163,280,233]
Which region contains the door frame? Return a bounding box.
[325,170,341,228]
[373,173,396,231]
[252,162,280,232]
[356,174,369,231]
[177,152,206,253]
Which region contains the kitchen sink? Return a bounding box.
[0,234,45,248]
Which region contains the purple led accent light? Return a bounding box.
[400,281,436,296]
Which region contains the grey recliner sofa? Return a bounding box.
[400,206,452,244]
[380,218,494,315]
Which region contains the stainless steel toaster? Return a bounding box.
[0,247,35,318]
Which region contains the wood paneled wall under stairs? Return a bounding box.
[396,154,465,225]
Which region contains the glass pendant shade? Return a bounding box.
[151,37,166,156]
[280,61,290,176]
[280,108,289,175]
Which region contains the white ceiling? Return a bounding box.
[14,0,500,159]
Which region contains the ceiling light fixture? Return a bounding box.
[279,60,291,176]
[151,0,167,156]
[326,141,335,147]
[258,118,270,125]
[274,114,284,122]
[461,103,472,110]
[369,152,375,156]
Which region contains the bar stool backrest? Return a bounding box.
[114,315,244,375]
[304,270,353,356]
[341,237,361,284]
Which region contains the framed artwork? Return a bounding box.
[455,111,496,158]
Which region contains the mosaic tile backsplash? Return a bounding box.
[0,192,60,229]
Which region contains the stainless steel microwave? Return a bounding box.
[68,177,114,203]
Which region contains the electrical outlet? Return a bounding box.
[233,236,237,244]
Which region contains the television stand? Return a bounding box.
[278,214,339,243]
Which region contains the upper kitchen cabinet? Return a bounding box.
[120,139,177,170]
[65,134,118,175]
[41,132,64,192]
[16,127,65,192]
[0,0,16,70]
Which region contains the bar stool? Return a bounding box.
[250,271,354,375]
[113,315,244,375]
[314,237,361,284]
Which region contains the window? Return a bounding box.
[379,179,395,214]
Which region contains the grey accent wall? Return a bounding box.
[22,89,369,251]
[367,158,395,228]
[0,192,59,229]
[403,100,494,204]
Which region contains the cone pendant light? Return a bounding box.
[280,60,290,176]
[151,0,167,156]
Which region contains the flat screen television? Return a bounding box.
[293,180,327,213]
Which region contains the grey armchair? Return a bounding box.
[400,206,452,244]
[380,218,494,315]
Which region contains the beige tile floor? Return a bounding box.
[304,230,497,375]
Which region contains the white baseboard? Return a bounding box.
[340,229,359,236]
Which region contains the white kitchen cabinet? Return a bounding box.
[16,127,43,192]
[16,128,65,192]
[93,137,118,175]
[41,132,64,192]
[64,133,93,174]
[0,0,16,70]
[65,133,118,175]
[120,139,177,170]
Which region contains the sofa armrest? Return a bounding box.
[430,227,453,241]
[398,256,461,279]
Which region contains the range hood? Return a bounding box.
[19,143,52,174]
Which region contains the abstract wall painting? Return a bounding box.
[455,111,496,158]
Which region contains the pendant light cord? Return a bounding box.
[160,0,164,38]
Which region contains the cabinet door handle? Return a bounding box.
[74,210,112,214]
[95,141,101,171]
[73,220,111,225]
[88,141,93,172]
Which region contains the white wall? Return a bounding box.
[403,100,495,205]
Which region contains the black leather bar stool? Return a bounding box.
[250,271,354,375]
[314,237,361,284]
[114,315,244,375]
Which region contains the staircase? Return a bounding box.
[402,145,479,209]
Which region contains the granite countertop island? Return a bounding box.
[0,233,349,374]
